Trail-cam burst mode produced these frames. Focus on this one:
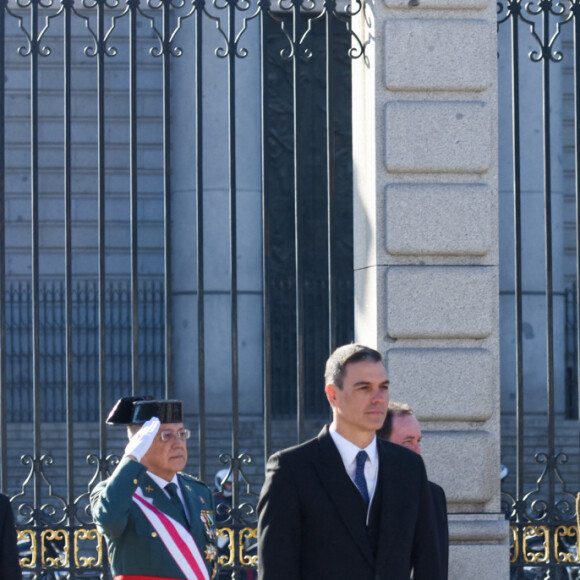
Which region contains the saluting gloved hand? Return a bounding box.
[123,417,160,462]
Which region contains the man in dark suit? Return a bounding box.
[378,401,449,580]
[0,492,22,579]
[257,344,442,580]
[91,397,218,580]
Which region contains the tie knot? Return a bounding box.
[165,482,179,498]
[356,450,368,468]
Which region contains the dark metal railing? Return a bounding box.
[498,0,580,576]
[1,0,359,576]
[4,280,165,422]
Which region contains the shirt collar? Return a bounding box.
[329,425,378,466]
[147,470,179,491]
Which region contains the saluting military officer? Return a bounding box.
[91,397,218,580]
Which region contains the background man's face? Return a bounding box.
[141,422,188,480]
[326,360,390,443]
[389,414,422,455]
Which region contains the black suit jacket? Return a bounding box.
[0,493,22,580]
[257,426,443,580]
[429,481,449,580]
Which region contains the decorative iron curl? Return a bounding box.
[86,453,120,487]
[11,455,68,526]
[41,528,68,568]
[3,4,32,55]
[260,6,293,60]
[555,525,579,564]
[74,527,104,568]
[79,0,121,56]
[330,2,366,59]
[9,0,56,57]
[217,452,258,501]
[273,0,322,61]
[524,525,548,563]
[232,4,262,58]
[216,528,235,566]
[239,526,258,566]
[524,0,568,61]
[150,0,196,57]
[501,488,517,520]
[209,0,259,58]
[497,0,569,62]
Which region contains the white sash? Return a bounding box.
[132,487,210,580]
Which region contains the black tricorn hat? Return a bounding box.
[106,396,183,425]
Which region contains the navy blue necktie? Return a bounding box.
[165,482,188,524]
[354,450,370,505]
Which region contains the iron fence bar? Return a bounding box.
[227,0,241,565]
[510,4,525,576]
[326,0,336,354]
[163,0,173,398]
[97,0,108,467]
[541,7,556,577]
[130,0,140,395]
[293,1,305,443]
[195,0,206,481]
[261,1,272,463]
[574,0,580,439]
[63,0,75,525]
[30,0,42,515]
[0,0,6,492]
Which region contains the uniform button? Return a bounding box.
[133,479,138,485]
[152,532,157,538]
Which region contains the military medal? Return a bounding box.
[205,544,218,562]
[200,509,217,543]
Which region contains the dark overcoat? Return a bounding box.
[257,426,443,580]
[0,493,22,580]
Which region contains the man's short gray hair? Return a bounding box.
[324,344,383,390]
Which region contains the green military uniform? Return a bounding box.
[91,456,217,579]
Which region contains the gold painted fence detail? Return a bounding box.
[18,526,256,571]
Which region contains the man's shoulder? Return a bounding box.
[377,438,424,467]
[429,480,447,500]
[178,471,212,493]
[270,431,323,463]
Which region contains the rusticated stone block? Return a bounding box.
[385,20,492,91]
[385,184,492,256]
[385,101,491,173]
[386,348,494,421]
[385,266,495,338]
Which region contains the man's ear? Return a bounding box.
[325,384,337,407]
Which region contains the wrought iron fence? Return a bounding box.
[0,0,360,574]
[4,279,165,423]
[497,0,580,574]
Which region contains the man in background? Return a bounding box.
[378,401,449,579]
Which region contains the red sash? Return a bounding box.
[131,487,210,580]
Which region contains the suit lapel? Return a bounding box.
[315,427,374,567]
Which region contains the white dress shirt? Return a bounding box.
[329,426,379,519]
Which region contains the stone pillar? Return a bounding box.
[351,0,509,576]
